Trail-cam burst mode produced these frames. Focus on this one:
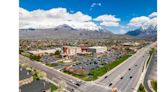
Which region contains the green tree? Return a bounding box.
[55,50,61,55]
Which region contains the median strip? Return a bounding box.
[146,48,155,67]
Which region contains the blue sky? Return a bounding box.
[19,0,157,34]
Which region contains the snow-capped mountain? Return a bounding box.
[126,18,157,39]
[20,24,122,39]
[126,25,157,38]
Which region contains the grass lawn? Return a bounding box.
[88,55,131,80]
[50,83,58,92]
[23,54,41,61]
[151,80,157,92]
[138,84,146,92]
[146,48,155,66]
[46,63,57,67]
[64,55,131,81]
[46,63,54,67]
[63,70,91,81]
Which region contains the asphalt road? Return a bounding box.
[143,50,157,92]
[20,55,83,92]
[20,42,155,92]
[20,55,112,92]
[95,43,154,92]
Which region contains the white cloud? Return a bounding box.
[148,12,157,18]
[127,16,150,27]
[94,14,120,27]
[98,3,101,6]
[91,3,101,8]
[90,3,102,11]
[127,12,157,31]
[19,7,101,30]
[91,3,96,7]
[100,21,119,27]
[94,14,120,22]
[142,17,157,30]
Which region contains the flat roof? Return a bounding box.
[88,46,107,49]
[28,48,61,54]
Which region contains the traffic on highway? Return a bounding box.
[19,42,156,92]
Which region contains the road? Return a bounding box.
[20,55,112,92]
[143,50,157,92]
[20,42,155,92]
[95,43,155,92]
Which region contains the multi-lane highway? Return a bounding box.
[94,43,154,92]
[143,50,157,92]
[20,42,155,92]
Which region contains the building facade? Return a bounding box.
[63,46,82,56]
[27,48,61,56]
[88,46,107,54]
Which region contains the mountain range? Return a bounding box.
[20,24,156,40]
[20,24,132,40]
[125,23,157,40]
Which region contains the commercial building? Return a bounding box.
[122,42,140,46]
[63,46,82,56]
[63,46,107,57]
[88,46,107,54]
[27,48,61,56]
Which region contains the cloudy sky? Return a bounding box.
[19,0,157,34]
